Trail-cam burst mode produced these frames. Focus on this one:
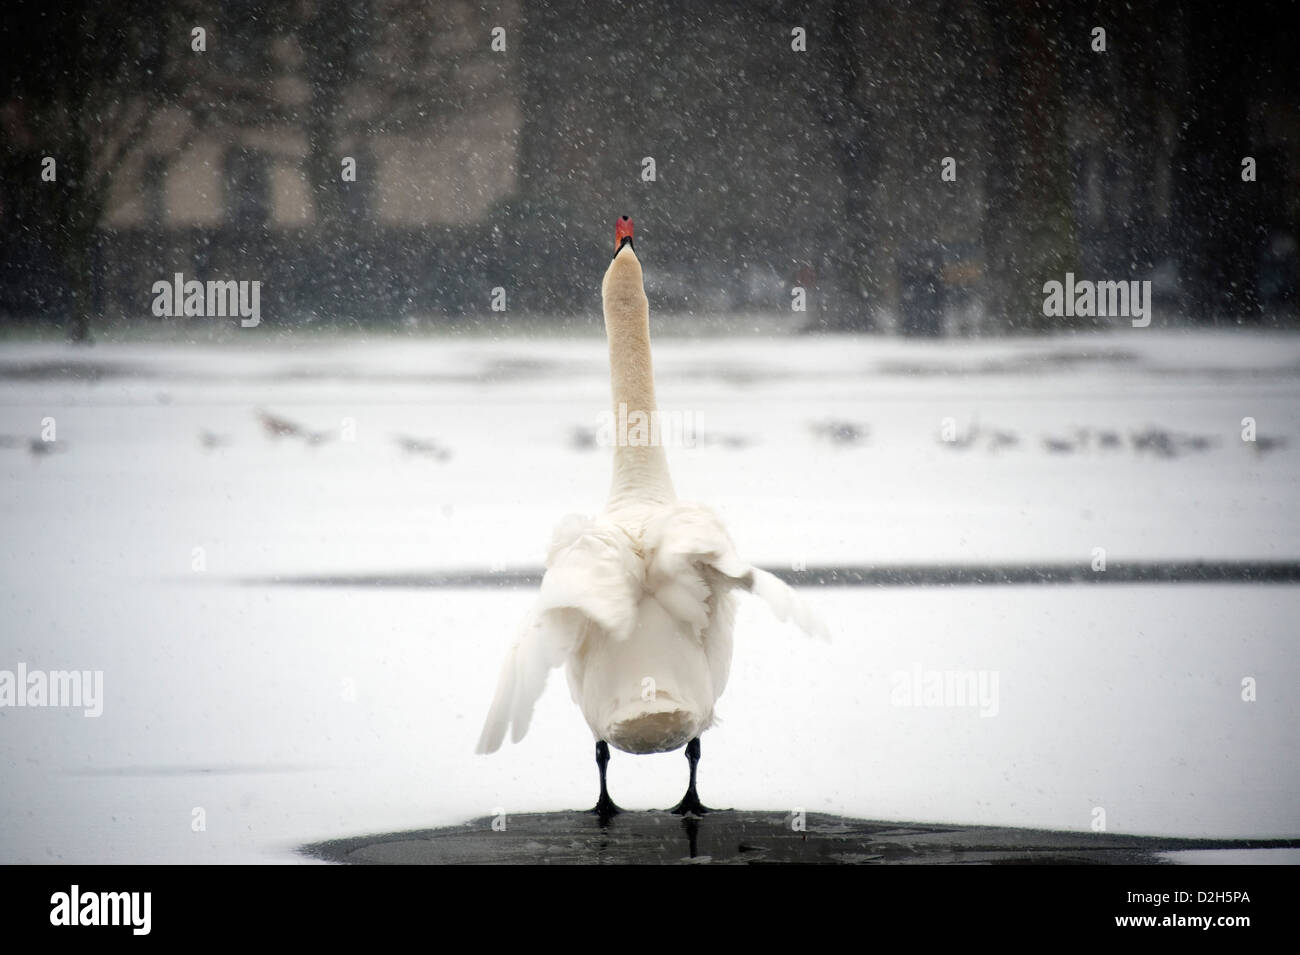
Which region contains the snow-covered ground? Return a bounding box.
[1,327,1297,862]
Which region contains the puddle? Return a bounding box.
[301,811,1300,865]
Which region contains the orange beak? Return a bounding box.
[615,215,634,252]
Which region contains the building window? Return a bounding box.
[224,148,271,229]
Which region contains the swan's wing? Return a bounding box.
[475,606,588,754]
[647,502,829,643]
[539,516,642,643]
[475,517,641,754]
[742,566,830,642]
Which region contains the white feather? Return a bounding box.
[477,503,827,754]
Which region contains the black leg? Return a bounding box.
[670,737,713,816]
[681,815,701,858]
[590,740,622,823]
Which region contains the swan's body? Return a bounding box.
[476,218,825,810]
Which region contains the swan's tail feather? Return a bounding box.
[605,700,699,755]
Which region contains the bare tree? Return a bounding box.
[979,0,1079,331]
[3,0,516,335]
[1,1,216,341]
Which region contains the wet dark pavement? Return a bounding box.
[302,811,1300,865]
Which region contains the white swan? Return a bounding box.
[476,216,827,816]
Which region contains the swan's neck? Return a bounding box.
[603,250,675,512]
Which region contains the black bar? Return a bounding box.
[10,863,1291,941]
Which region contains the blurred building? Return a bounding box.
[1,0,1296,332]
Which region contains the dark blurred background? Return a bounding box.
[1,0,1297,340]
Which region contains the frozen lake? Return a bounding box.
[1,327,1298,862]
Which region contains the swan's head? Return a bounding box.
[602,216,646,329]
[614,215,634,254]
